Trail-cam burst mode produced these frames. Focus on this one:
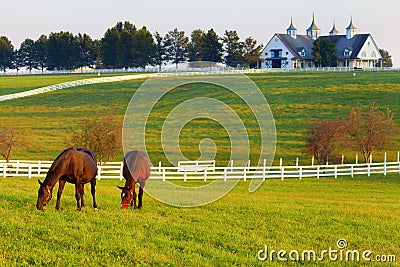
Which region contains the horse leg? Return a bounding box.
[56,180,66,210]
[137,187,144,209]
[132,188,137,208]
[90,179,97,209]
[75,183,84,211]
[80,184,85,208]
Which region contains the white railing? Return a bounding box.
[1,159,399,181]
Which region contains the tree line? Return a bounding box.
[0,21,263,73]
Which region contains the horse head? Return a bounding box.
[36,179,52,210]
[118,186,134,209]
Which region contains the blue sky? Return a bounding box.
[1,0,399,66]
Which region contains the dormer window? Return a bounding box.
[297,48,306,57]
[344,47,353,56]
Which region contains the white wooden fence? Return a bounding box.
[1,159,399,181]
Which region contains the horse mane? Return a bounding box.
[43,147,76,186]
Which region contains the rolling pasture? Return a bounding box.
[0,71,400,266]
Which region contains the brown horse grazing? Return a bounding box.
[36,147,98,211]
[118,150,151,209]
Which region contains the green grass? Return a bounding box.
[0,71,399,164]
[0,174,399,266]
[1,71,400,266]
[0,73,135,96]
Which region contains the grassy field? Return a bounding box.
[1,71,400,164]
[0,175,399,266]
[0,71,400,266]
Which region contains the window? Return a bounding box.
[286,52,289,55]
[361,51,367,58]
[299,49,306,57]
[344,48,352,56]
[372,51,376,58]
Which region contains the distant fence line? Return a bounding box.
[1,66,399,77]
[1,158,399,181]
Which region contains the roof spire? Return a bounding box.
[346,16,357,39]
[287,16,297,38]
[306,12,321,40]
[329,20,339,36]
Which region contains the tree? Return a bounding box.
[101,26,121,68]
[154,32,169,71]
[76,33,97,70]
[18,38,38,73]
[131,26,156,68]
[0,36,14,72]
[201,29,223,63]
[240,36,263,68]
[70,114,122,164]
[379,49,393,67]
[313,38,337,67]
[345,103,397,163]
[188,29,205,61]
[305,120,346,164]
[165,28,189,69]
[0,127,26,162]
[223,30,242,68]
[34,35,48,72]
[47,31,80,70]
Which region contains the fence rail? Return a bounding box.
[1,159,399,181]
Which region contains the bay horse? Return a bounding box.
[118,150,151,209]
[36,147,98,211]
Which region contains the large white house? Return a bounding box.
[261,15,382,69]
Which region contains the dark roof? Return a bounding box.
[276,33,314,60]
[319,34,370,59]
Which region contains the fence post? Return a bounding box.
[97,166,101,180]
[281,167,284,181]
[334,165,337,179]
[184,170,187,182]
[367,163,371,177]
[384,152,387,176]
[38,161,41,175]
[120,162,124,180]
[355,154,358,165]
[317,166,320,179]
[28,165,32,179]
[224,168,227,182]
[341,155,344,165]
[162,168,166,182]
[16,160,19,174]
[397,151,399,163]
[296,157,299,167]
[280,158,283,169]
[204,169,207,182]
[299,167,302,180]
[262,158,266,181]
[311,156,314,166]
[351,165,354,178]
[3,163,6,178]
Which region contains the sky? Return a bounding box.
[1,0,399,66]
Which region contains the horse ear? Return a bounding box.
[38,179,43,186]
[117,186,125,191]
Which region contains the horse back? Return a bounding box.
[46,148,97,184]
[123,150,151,188]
